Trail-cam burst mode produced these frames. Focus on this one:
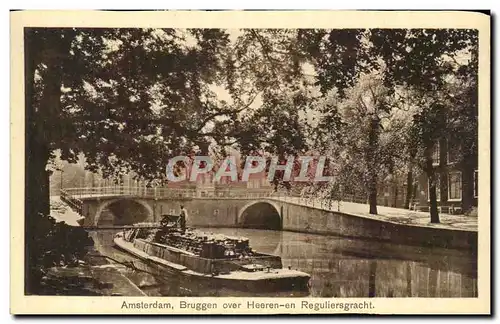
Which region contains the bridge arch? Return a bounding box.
[93,198,153,226]
[237,200,282,230]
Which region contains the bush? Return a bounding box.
[26,213,94,294]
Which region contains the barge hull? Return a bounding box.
[114,237,310,294]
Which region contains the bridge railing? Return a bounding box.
[60,189,83,214]
[268,192,370,212]
[61,186,277,200]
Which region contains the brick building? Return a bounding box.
[415,138,478,214]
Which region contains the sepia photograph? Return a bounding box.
[10,10,490,315]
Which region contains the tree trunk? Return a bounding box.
[428,176,440,223]
[25,94,52,293]
[24,29,61,294]
[24,30,42,294]
[411,178,418,207]
[367,117,379,215]
[25,139,51,294]
[25,66,52,293]
[393,182,398,208]
[404,167,413,209]
[368,184,378,214]
[425,159,440,223]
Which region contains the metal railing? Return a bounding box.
[60,186,276,200]
[60,189,83,214]
[268,194,344,212]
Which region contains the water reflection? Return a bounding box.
[90,227,477,298]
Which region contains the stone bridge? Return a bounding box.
[61,187,288,230]
[60,186,477,250]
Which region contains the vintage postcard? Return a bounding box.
[10,10,490,315]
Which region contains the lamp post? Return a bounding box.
[56,167,64,195]
[60,169,64,191]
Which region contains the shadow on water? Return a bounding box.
[89,226,477,298]
[239,202,282,230]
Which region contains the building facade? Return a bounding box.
[416,138,478,215]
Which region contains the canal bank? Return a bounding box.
[38,247,146,296]
[134,196,478,251]
[182,198,478,251]
[274,199,478,251]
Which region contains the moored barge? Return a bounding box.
[113,216,310,293]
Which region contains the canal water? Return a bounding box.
[90,227,477,298]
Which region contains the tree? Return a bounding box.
[339,74,391,214]
[216,29,315,189]
[25,28,313,293]
[313,74,406,215]
[382,87,424,210]
[299,28,478,222]
[25,28,234,293]
[371,29,478,222]
[447,53,478,213]
[410,97,448,223]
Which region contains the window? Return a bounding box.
[474,170,478,198]
[447,140,460,165]
[253,179,260,189]
[448,171,462,201]
[432,142,440,165]
[428,173,441,201]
